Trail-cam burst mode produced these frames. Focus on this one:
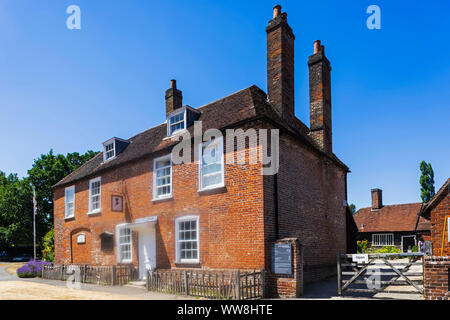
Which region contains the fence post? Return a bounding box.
[337,251,342,295]
[60,265,64,281]
[111,265,116,286]
[184,270,189,296]
[234,270,241,300]
[260,269,265,298]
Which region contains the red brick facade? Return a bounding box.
[53,6,349,297]
[421,179,449,300]
[428,183,450,256]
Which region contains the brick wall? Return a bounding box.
[424,256,450,300]
[430,193,450,256]
[263,131,347,283]
[54,124,266,271]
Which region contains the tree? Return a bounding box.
[349,203,356,214]
[0,172,33,250]
[419,161,435,203]
[0,149,98,253]
[27,149,98,231]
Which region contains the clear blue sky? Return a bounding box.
[0,0,449,210]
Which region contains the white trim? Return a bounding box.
[102,138,116,162]
[64,185,75,219]
[167,108,187,137]
[152,153,173,200]
[175,215,200,264]
[401,235,416,252]
[198,136,225,192]
[448,217,450,242]
[372,233,394,246]
[88,177,101,214]
[116,224,133,264]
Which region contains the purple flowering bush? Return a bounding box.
[16,260,52,278]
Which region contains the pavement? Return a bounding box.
[0,260,424,300]
[0,263,191,300]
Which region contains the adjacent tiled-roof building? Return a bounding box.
[420,178,450,256]
[353,189,430,251]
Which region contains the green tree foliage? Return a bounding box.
[0,172,33,249]
[41,229,54,262]
[419,161,435,203]
[0,150,98,251]
[349,203,356,214]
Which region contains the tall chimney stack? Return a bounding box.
[371,188,383,210]
[266,5,295,124]
[165,79,182,115]
[308,40,332,154]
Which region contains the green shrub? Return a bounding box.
[373,246,402,254]
[41,229,54,262]
[356,240,368,253]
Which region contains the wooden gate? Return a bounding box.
[337,252,424,296]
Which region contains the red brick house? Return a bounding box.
[52,6,350,295]
[420,178,450,256]
[353,189,430,252]
[419,178,450,300]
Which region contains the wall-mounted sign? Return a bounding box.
[111,195,123,212]
[352,254,369,264]
[77,233,86,244]
[271,243,292,275]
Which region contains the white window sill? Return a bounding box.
[87,210,101,215]
[152,195,173,202]
[198,183,225,193]
[64,216,75,221]
[119,259,132,264]
[164,129,187,140]
[176,260,200,264]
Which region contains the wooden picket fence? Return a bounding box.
[147,269,265,300]
[42,264,137,286]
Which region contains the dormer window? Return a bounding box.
[104,142,115,160]
[102,137,130,163]
[167,109,186,136]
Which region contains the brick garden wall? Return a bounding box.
[424,256,450,300]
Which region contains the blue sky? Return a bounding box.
[0,0,449,210]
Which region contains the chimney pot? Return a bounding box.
[170,79,177,89]
[273,5,281,18]
[314,40,321,54]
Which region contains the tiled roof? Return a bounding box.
[53,85,349,188]
[421,178,450,218]
[353,202,430,232]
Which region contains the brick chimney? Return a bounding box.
[266,5,295,124]
[165,79,182,115]
[308,40,332,154]
[371,188,383,210]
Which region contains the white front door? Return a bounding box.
[138,228,156,280]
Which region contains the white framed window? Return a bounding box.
[153,154,172,200]
[372,233,394,246]
[64,186,75,219]
[175,216,199,263]
[104,142,115,161]
[88,177,101,214]
[198,136,224,191]
[167,109,186,136]
[116,225,132,263]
